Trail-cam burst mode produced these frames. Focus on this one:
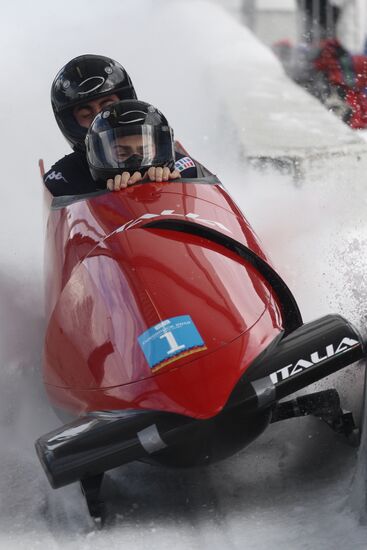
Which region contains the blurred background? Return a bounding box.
[213,0,366,51]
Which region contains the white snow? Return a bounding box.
[1,0,367,548]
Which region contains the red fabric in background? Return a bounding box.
[314,39,367,128]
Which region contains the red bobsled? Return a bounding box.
[36,173,364,521]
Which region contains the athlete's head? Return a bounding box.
[86,100,175,182]
[51,54,137,152]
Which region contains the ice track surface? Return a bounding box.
[1,1,367,548]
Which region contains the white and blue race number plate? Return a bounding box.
[138,315,206,372]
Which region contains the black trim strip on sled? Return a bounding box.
[142,218,303,335]
[50,176,221,210]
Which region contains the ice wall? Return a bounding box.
[185,2,367,184]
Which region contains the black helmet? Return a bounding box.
[51,54,137,151]
[86,100,175,183]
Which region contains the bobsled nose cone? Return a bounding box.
[43,215,288,418]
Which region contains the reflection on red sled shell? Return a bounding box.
[43,178,285,418]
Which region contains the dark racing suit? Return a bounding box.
[44,150,200,197]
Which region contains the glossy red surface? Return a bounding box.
[44,181,284,418]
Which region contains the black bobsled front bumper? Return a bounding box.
[36,314,365,490]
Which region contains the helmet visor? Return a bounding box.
[88,124,174,173]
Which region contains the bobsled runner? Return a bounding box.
[36,170,365,525]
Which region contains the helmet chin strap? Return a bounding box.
[124,158,175,176]
[124,153,144,167]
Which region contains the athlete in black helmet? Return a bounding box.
[86,99,188,190]
[44,54,199,196]
[51,54,137,151]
